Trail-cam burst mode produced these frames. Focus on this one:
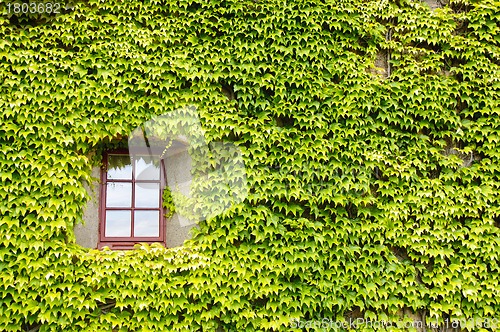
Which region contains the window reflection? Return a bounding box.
[134,211,160,237]
[135,183,160,208]
[107,155,132,180]
[105,211,131,237]
[106,183,132,207]
[135,155,160,180]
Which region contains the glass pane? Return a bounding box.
[106,182,132,207]
[134,211,160,237]
[107,154,132,180]
[105,210,131,237]
[135,183,160,208]
[135,155,160,181]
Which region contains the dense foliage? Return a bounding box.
[1,0,499,330]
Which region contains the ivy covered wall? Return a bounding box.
[0,0,499,331]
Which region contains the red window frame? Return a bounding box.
[98,149,166,250]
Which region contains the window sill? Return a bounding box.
[98,241,166,250]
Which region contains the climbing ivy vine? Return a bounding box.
[0,0,499,331]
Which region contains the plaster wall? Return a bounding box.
[74,167,100,249]
[423,0,441,10]
[164,148,198,248]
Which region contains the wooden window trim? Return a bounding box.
[98,148,167,250]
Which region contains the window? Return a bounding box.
[99,150,166,249]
